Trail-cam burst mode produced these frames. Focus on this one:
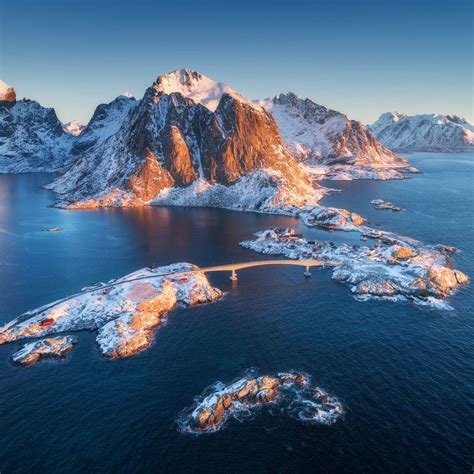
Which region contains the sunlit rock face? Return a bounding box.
[11,336,78,366]
[258,93,415,180]
[46,69,321,211]
[0,80,16,102]
[0,263,222,360]
[240,226,468,307]
[370,112,474,152]
[178,371,343,433]
[0,82,74,172]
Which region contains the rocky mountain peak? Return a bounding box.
[272,92,343,125]
[152,68,236,111]
[0,80,16,102]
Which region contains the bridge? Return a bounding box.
[200,259,337,280]
[13,259,337,323]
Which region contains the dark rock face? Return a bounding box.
[71,95,137,155]
[0,98,74,172]
[49,75,312,208]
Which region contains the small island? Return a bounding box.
[179,372,343,433]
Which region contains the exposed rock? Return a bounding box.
[371,198,403,212]
[427,267,466,297]
[0,263,222,360]
[11,336,77,366]
[392,245,416,260]
[71,94,137,155]
[47,70,321,212]
[179,372,343,433]
[0,80,16,102]
[0,95,74,173]
[162,124,197,186]
[240,227,468,306]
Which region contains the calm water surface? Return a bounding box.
[0,152,472,473]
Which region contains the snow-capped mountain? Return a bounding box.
[63,120,86,136]
[71,93,137,155]
[0,83,74,173]
[47,69,320,210]
[153,69,236,112]
[258,93,412,180]
[370,112,474,152]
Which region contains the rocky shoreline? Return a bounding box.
[241,227,468,307]
[11,336,78,366]
[0,263,222,361]
[178,371,343,433]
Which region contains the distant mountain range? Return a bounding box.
[370,112,474,152]
[0,70,471,209]
[0,80,74,173]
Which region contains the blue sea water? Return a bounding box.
[0,152,472,473]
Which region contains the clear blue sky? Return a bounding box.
[0,0,472,124]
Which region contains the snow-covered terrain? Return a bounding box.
[178,371,343,433]
[241,227,468,308]
[0,80,16,102]
[0,263,222,359]
[0,86,75,172]
[46,69,321,212]
[11,336,78,366]
[153,68,239,111]
[370,112,474,152]
[62,120,86,136]
[71,93,137,154]
[258,93,415,180]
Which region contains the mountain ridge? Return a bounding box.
[370,111,474,152]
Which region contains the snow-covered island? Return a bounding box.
[241,227,468,308]
[0,263,222,361]
[370,199,403,212]
[178,371,343,433]
[11,336,78,367]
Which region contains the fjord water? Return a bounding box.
[0,153,472,473]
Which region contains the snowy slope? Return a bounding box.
[63,120,86,136]
[370,112,474,152]
[153,69,237,111]
[72,93,137,154]
[257,93,412,179]
[47,69,321,211]
[0,87,75,173]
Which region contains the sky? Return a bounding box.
[0,0,472,125]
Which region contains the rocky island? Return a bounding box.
[178,371,343,433]
[11,336,78,367]
[0,263,222,360]
[241,227,468,307]
[370,199,403,211]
